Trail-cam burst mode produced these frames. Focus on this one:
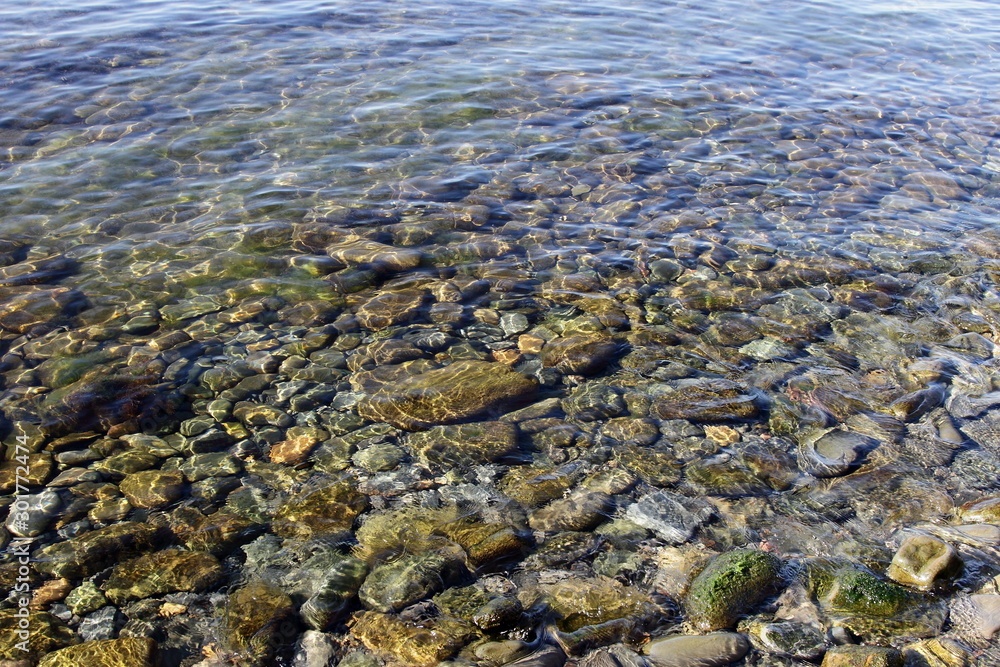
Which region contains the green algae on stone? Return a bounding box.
[685,548,783,631]
[349,611,476,667]
[0,608,77,661]
[35,521,163,578]
[408,420,518,469]
[273,479,369,540]
[103,548,222,603]
[118,469,185,509]
[37,637,158,667]
[357,360,537,430]
[805,559,920,617]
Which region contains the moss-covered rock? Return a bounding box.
[806,559,919,617]
[685,548,783,631]
[37,637,158,667]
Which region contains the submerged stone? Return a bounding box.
[359,553,459,613]
[650,379,758,422]
[542,333,618,376]
[541,575,655,633]
[563,383,626,421]
[887,534,962,591]
[273,480,369,539]
[103,548,222,603]
[821,645,903,667]
[349,611,475,667]
[529,489,614,533]
[408,420,518,469]
[625,489,712,543]
[685,549,783,631]
[118,469,185,509]
[798,429,879,478]
[355,288,430,330]
[0,608,77,661]
[35,521,162,578]
[37,637,158,667]
[643,632,750,667]
[740,619,826,660]
[223,581,294,664]
[301,554,369,631]
[357,360,537,430]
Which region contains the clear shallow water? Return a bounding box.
[2,0,1000,665]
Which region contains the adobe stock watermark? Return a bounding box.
[7,434,35,653]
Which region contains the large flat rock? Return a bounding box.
[357,360,538,430]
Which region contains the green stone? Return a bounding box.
[685,549,783,631]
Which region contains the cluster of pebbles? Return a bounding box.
[3,170,1000,666]
[1,3,1000,667]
